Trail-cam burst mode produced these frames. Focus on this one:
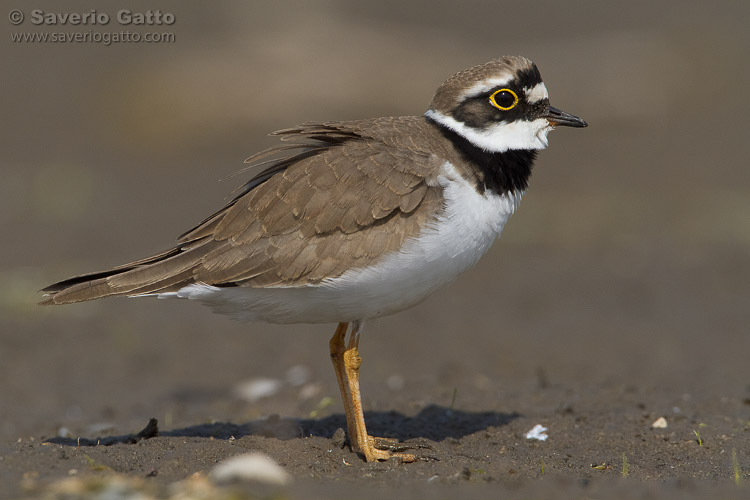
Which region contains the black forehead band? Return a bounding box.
[474,64,543,96]
[514,64,543,90]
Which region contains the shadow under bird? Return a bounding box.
[41,56,586,462]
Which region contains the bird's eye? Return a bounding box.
[489,88,519,111]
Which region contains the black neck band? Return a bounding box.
[427,116,536,195]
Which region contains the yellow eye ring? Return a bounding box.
[489,88,519,111]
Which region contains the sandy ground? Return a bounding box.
[2,1,749,498]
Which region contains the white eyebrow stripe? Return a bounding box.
[463,74,514,99]
[524,82,548,103]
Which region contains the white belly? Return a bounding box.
[164,163,522,324]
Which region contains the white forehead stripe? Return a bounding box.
[425,109,552,153]
[524,82,548,103]
[463,74,514,98]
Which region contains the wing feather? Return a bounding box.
[41,118,445,305]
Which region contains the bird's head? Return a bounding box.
[426,56,587,153]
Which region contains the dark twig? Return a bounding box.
[46,418,159,446]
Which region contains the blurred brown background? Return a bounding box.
[1,0,749,443]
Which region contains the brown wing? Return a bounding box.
[40,118,444,304]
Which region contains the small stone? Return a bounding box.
[331,428,347,449]
[211,452,290,485]
[651,416,668,428]
[233,378,283,403]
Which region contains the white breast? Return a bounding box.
[164,162,522,324]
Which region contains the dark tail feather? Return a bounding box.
[40,237,217,305]
[40,125,347,305]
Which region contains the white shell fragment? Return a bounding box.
[651,416,668,428]
[211,452,290,485]
[525,424,549,441]
[233,378,283,403]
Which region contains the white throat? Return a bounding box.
[425,109,552,153]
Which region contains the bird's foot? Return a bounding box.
[371,436,417,452]
[359,435,415,463]
[357,435,432,462]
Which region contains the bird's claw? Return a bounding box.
[373,437,432,453]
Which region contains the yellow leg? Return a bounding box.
[329,321,415,463]
[329,322,356,447]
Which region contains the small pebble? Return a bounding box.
[331,428,347,449]
[651,416,668,428]
[233,378,283,403]
[211,452,290,485]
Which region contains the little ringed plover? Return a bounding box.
[41,56,587,462]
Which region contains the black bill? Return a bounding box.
[543,105,588,128]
